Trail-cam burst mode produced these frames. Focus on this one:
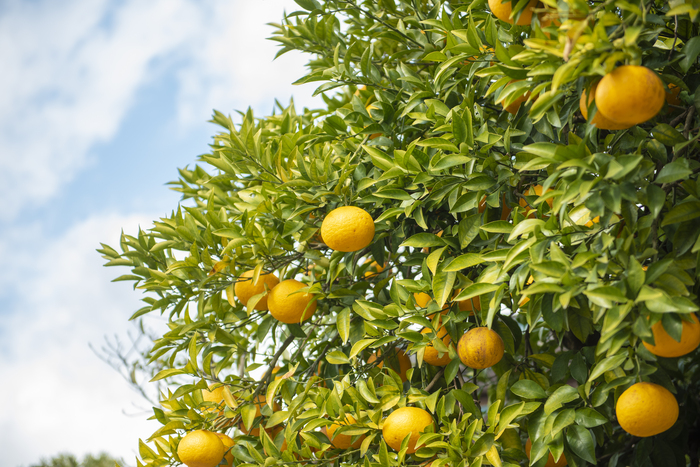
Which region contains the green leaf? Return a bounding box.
[350,339,377,359]
[680,36,700,72]
[326,351,350,365]
[481,221,513,234]
[337,307,350,344]
[661,200,700,226]
[150,368,186,382]
[510,379,547,399]
[401,233,446,248]
[575,408,608,428]
[417,137,459,152]
[432,270,457,308]
[454,283,500,301]
[444,253,485,271]
[652,124,686,146]
[655,159,692,184]
[432,155,471,171]
[587,353,627,382]
[566,425,597,464]
[544,385,580,415]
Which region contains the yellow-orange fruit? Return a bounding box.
[666,83,682,106]
[364,260,387,278]
[414,292,432,308]
[320,206,375,252]
[525,439,567,467]
[643,314,700,358]
[519,185,553,216]
[580,82,633,131]
[615,382,679,437]
[457,294,481,314]
[457,327,505,369]
[215,433,235,467]
[595,65,665,126]
[488,0,538,25]
[421,326,453,366]
[382,407,434,454]
[268,279,317,324]
[177,430,225,467]
[324,415,365,449]
[234,270,280,311]
[368,348,413,382]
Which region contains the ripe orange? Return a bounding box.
[414,292,432,308]
[201,386,226,414]
[615,382,679,437]
[268,279,318,324]
[519,185,553,215]
[595,65,665,126]
[234,270,280,311]
[643,314,700,358]
[364,260,386,278]
[456,293,481,314]
[324,415,365,449]
[421,325,453,366]
[320,206,375,252]
[214,433,234,467]
[580,82,633,131]
[499,80,535,114]
[177,430,225,467]
[525,438,567,467]
[457,327,505,369]
[666,83,682,106]
[368,348,413,382]
[488,0,538,25]
[382,407,434,453]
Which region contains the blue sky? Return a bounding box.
[0,1,322,465]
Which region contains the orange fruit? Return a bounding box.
[499,80,535,114]
[488,0,538,25]
[595,65,665,126]
[666,83,682,106]
[268,279,318,324]
[324,415,365,449]
[320,206,375,252]
[382,407,434,453]
[421,325,453,366]
[642,314,700,357]
[615,382,679,437]
[525,438,567,467]
[214,433,234,467]
[177,430,225,467]
[519,185,553,215]
[457,327,505,369]
[414,292,432,308]
[201,386,226,414]
[368,348,413,382]
[580,82,633,131]
[456,293,481,314]
[364,260,386,278]
[234,270,280,311]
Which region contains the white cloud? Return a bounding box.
[0,0,319,220]
[0,214,164,467]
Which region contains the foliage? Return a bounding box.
[29,452,121,467]
[99,0,700,466]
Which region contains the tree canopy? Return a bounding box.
[100,1,700,466]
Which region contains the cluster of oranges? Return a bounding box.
[485,0,675,129]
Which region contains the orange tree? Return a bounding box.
[99,1,700,466]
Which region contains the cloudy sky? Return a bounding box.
[0,1,321,465]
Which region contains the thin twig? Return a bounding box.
[425,368,445,392]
